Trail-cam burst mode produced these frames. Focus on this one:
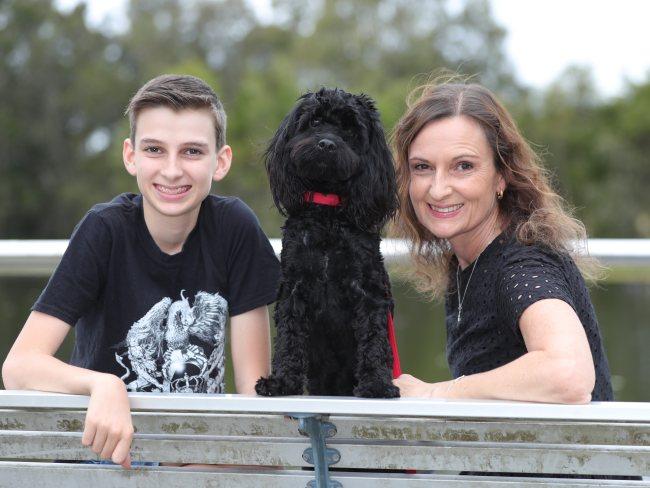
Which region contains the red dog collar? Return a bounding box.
[303,191,341,206]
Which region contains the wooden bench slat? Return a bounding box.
[0,410,301,437]
[331,443,650,476]
[0,462,647,487]
[0,463,311,488]
[0,432,310,466]
[2,430,649,476]
[332,417,650,446]
[4,410,650,448]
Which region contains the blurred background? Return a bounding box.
[1,0,648,399]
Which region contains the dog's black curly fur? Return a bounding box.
[255,88,400,398]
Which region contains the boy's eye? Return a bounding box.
[143,146,161,154]
[185,147,203,156]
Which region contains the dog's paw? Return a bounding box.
[354,381,400,399]
[255,375,302,396]
[255,376,279,396]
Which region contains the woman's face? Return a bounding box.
[408,115,505,251]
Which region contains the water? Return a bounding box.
[1,277,648,401]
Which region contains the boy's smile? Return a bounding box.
[123,106,231,253]
[154,184,192,197]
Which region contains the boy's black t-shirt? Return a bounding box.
[33,193,280,394]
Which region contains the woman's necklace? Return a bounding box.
[456,252,483,325]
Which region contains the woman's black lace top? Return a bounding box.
[445,233,614,401]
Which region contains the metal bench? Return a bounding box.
[1,390,649,487]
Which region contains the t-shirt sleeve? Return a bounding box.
[32,211,111,326]
[496,245,576,332]
[222,200,280,316]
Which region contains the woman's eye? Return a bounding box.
[457,161,473,171]
[143,146,161,153]
[185,148,202,156]
[412,162,430,172]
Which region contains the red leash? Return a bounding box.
[387,311,402,378]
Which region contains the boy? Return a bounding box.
[2,74,280,468]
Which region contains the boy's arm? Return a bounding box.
[2,311,133,468]
[230,306,271,394]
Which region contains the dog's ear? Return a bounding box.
[346,96,398,232]
[354,93,378,113]
[264,98,308,216]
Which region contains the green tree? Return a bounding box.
[517,66,650,237]
[0,0,135,237]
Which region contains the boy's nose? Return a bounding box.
[161,156,183,179]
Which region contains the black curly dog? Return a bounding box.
[255,88,400,398]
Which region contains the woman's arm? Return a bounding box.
[395,298,595,404]
[2,311,133,467]
[230,305,271,394]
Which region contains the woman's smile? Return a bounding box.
[408,115,505,260]
[427,202,463,218]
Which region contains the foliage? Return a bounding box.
[0,0,648,238]
[516,67,650,237]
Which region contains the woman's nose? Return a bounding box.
[427,173,452,200]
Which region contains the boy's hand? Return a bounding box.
[82,373,134,469]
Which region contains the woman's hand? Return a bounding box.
[82,374,134,468]
[393,373,452,398]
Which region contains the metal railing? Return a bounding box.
[0,238,648,276]
[3,389,650,421]
[2,391,650,483]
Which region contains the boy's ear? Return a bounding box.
[213,145,232,182]
[123,138,137,176]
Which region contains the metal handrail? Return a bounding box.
[0,238,648,276]
[2,390,650,421]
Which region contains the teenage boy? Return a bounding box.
[2,74,280,468]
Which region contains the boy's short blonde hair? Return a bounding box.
[126,74,227,149]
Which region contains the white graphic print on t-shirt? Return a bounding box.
[114,291,228,393]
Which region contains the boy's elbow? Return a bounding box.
[552,358,595,404]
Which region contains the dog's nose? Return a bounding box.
[317,138,337,151]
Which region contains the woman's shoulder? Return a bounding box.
[498,234,574,270]
[494,234,586,291]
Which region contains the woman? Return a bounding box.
[391,80,613,404]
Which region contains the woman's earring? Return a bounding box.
[497,190,504,200]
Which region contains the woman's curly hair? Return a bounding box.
[391,75,601,299]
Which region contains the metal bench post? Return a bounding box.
[295,414,341,488]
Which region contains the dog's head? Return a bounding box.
[265,87,397,231]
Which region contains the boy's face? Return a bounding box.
[123,107,231,226]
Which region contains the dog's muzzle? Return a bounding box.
[317,138,337,152]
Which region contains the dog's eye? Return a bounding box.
[310,118,321,127]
